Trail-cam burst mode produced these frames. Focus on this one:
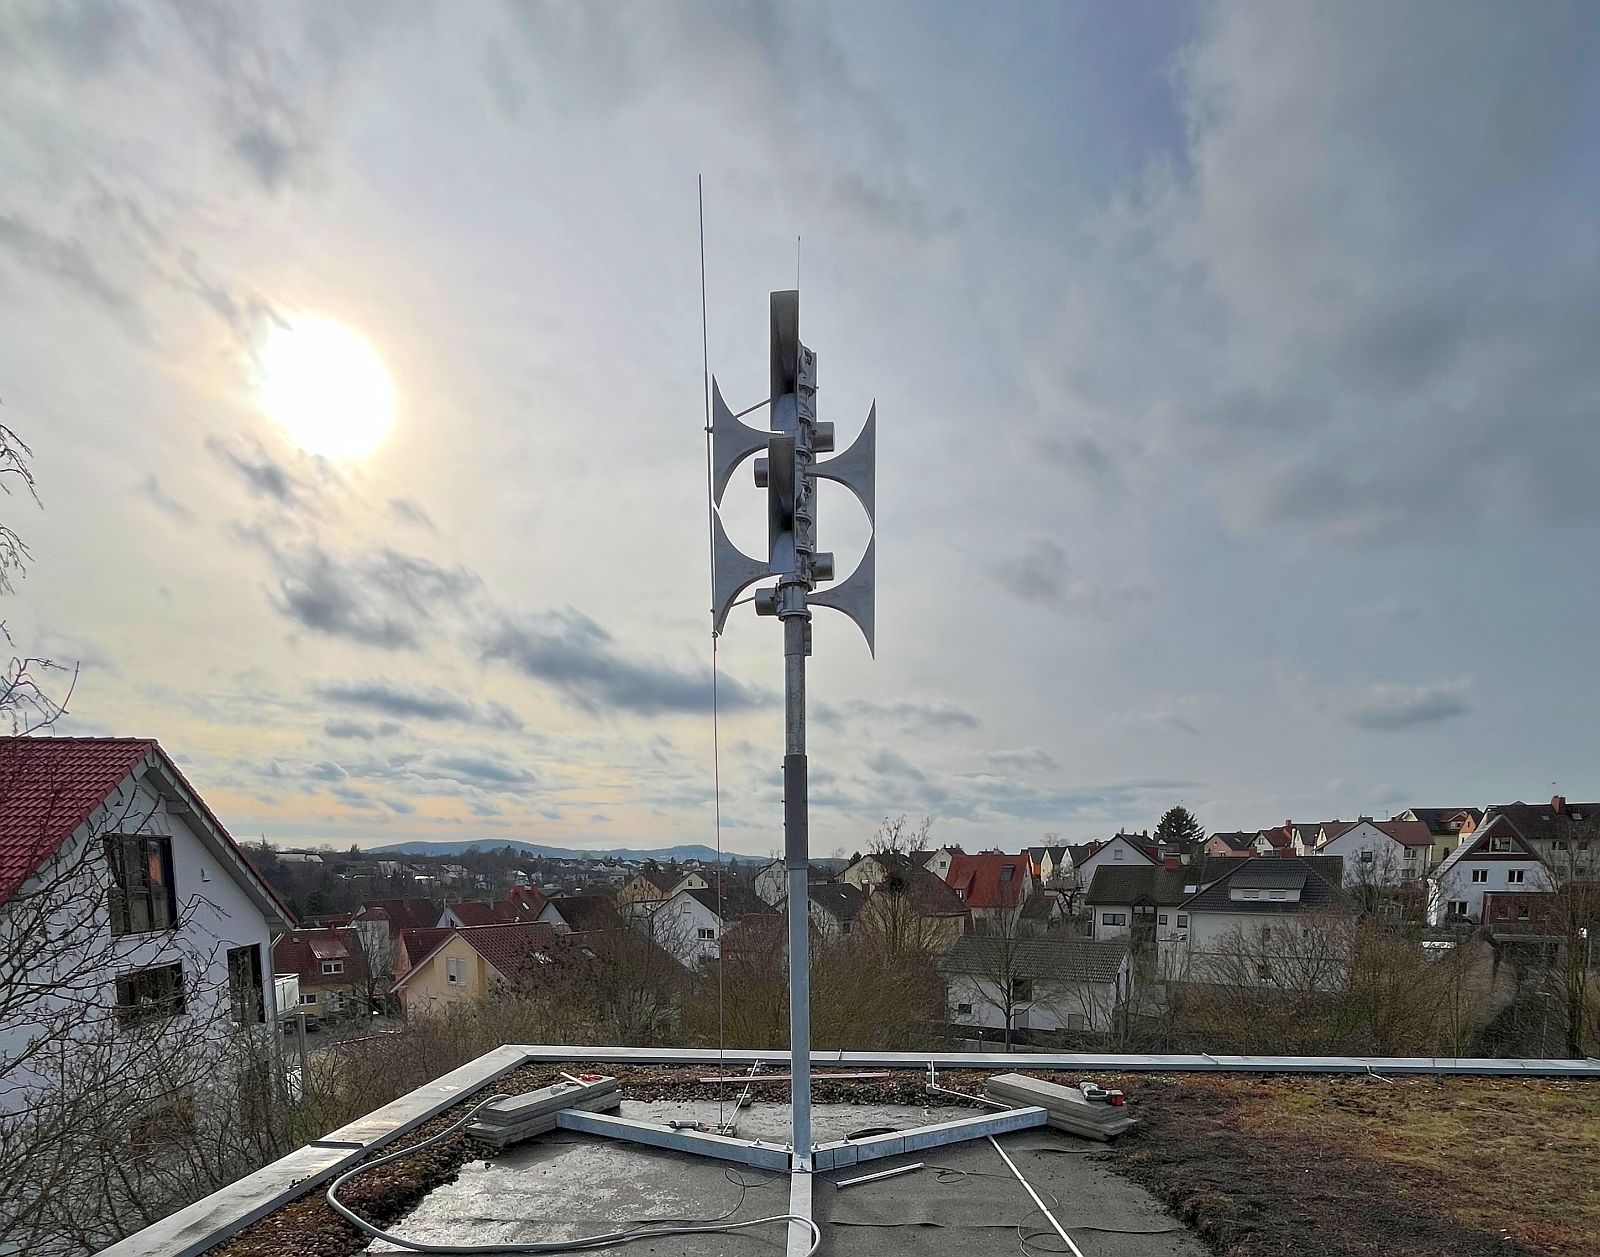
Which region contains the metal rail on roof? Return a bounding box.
[507,1044,1600,1077]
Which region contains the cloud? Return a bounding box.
[318,678,522,731]
[866,748,927,782]
[137,473,193,523]
[815,697,981,732]
[256,541,480,649]
[1346,679,1473,731]
[990,538,1152,617]
[1119,696,1203,737]
[323,718,402,741]
[480,608,769,716]
[206,436,308,505]
[388,497,436,532]
[1279,668,1473,732]
[0,210,145,334]
[986,746,1059,773]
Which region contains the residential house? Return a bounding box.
[921,847,961,881]
[805,881,865,941]
[851,871,971,954]
[438,900,510,928]
[1014,889,1065,936]
[839,850,923,892]
[1085,865,1198,947]
[616,866,679,906]
[754,858,830,905]
[272,926,366,1021]
[1428,821,1557,925]
[648,884,772,966]
[1252,821,1329,858]
[1393,807,1484,867]
[1023,844,1071,886]
[1070,834,1160,889]
[1475,798,1600,880]
[355,897,445,937]
[1202,831,1258,859]
[0,737,292,1114]
[1168,856,1348,985]
[942,851,1034,922]
[1480,890,1565,933]
[537,894,623,935]
[498,885,550,919]
[939,936,1131,1037]
[391,922,563,1016]
[393,926,453,988]
[1316,818,1434,886]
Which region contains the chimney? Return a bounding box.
[1552,795,1566,812]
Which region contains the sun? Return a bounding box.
[255,314,395,459]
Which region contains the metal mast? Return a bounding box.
[708,290,876,1172]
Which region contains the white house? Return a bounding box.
[1071,834,1160,889]
[939,936,1131,1037]
[805,881,865,941]
[647,885,770,966]
[1083,865,1198,946]
[1164,856,1349,985]
[1316,818,1433,885]
[754,858,831,905]
[1427,821,1556,925]
[0,737,292,1116]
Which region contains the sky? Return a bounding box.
[2,1,1598,858]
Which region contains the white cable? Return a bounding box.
[988,1134,1087,1257]
[326,1094,821,1255]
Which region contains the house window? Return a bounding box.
[955,1002,973,1016]
[697,927,716,940]
[1508,869,1525,884]
[1269,890,1286,900]
[1065,1013,1087,1031]
[115,963,185,1027]
[321,959,344,975]
[1113,848,1125,861]
[1158,914,1168,925]
[1488,837,1513,853]
[1000,865,1015,882]
[1447,900,1468,920]
[1517,906,1531,922]
[1360,851,1375,864]
[227,945,264,1027]
[1009,977,1033,1002]
[1177,915,1188,928]
[1471,869,1488,883]
[1242,889,1260,899]
[300,991,317,1005]
[446,957,467,986]
[1255,962,1273,981]
[1101,913,1126,926]
[105,834,177,935]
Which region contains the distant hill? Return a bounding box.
[364,839,767,864]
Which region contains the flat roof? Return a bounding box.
[369,1101,1203,1257]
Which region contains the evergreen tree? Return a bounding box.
[1154,805,1204,849]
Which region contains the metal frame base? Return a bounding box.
[549,1104,1050,1256]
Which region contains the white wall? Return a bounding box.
[1427,857,1554,925]
[1319,822,1424,885]
[0,774,278,1113]
[1074,837,1154,887]
[650,892,723,966]
[945,968,1124,1035]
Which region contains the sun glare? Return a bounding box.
[255,315,395,460]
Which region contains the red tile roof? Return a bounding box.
[396,926,454,978]
[497,885,549,919]
[458,922,562,979]
[444,900,507,926]
[943,851,1030,910]
[1369,819,1435,848]
[356,897,444,933]
[273,926,364,989]
[0,737,293,924]
[0,737,156,903]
